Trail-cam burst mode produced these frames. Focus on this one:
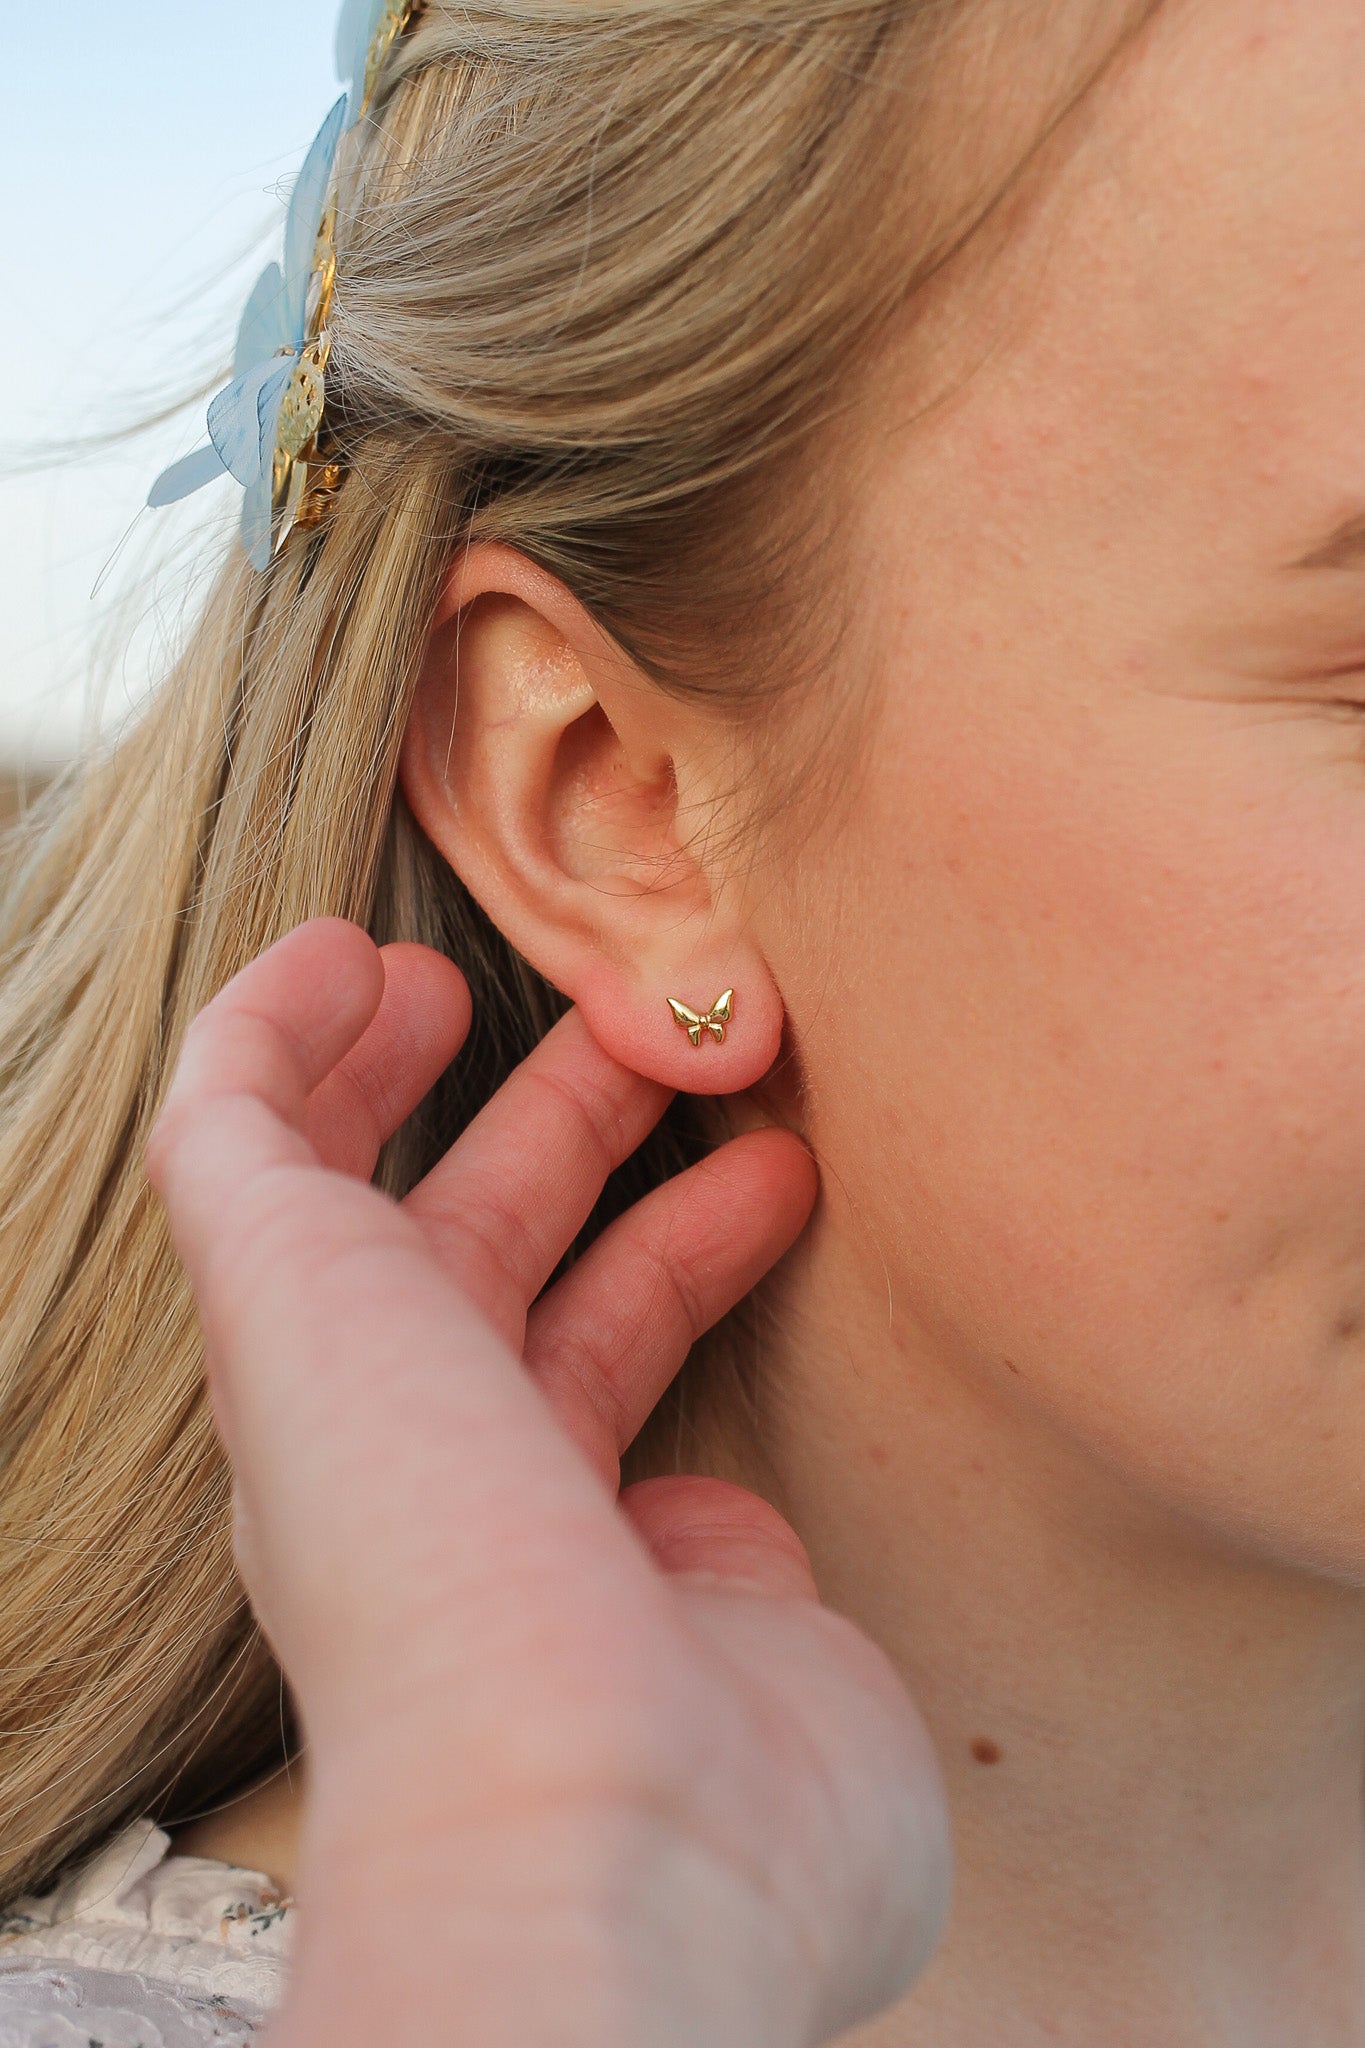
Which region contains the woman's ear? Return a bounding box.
[399,542,783,1091]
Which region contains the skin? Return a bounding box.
[166,0,1365,2040]
[150,923,949,2048]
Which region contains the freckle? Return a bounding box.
[970,1737,1002,1766]
[868,1442,890,1468]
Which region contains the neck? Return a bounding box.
[723,1217,1365,2047]
[170,1763,304,1890]
[171,1212,1365,2044]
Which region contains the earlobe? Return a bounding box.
[575,963,784,1096]
[399,542,785,1093]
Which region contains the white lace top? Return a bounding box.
[0,1819,292,2044]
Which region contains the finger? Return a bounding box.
[147,918,386,1257]
[168,1155,646,1743]
[304,944,471,1178]
[403,1006,673,1341]
[160,917,384,1128]
[146,945,654,1734]
[619,1474,821,1601]
[523,1127,817,1489]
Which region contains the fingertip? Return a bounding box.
[713,1124,820,1236]
[620,1474,821,1601]
[244,919,389,1052]
[377,942,474,1055]
[376,942,478,1081]
[754,1122,820,1194]
[302,943,475,1175]
[277,916,386,993]
[540,1002,677,1114]
[160,918,390,1135]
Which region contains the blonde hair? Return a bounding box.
[0,0,1157,1901]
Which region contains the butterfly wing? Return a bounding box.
[146,443,228,509]
[158,258,291,514]
[666,997,704,1046]
[336,0,404,124]
[237,363,306,569]
[239,464,276,574]
[208,357,295,487]
[282,95,348,345]
[336,0,384,119]
[233,261,288,379]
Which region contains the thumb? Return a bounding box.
[618,1475,820,1601]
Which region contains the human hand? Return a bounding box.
[146,918,950,2048]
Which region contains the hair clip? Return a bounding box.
[337,0,421,124]
[147,1,424,570]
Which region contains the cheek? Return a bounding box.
[787,684,1365,1574]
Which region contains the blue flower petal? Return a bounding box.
[146,443,228,509]
[240,368,295,567]
[255,368,293,468]
[151,0,402,549]
[240,467,276,572]
[335,0,386,121]
[283,95,348,344]
[208,357,295,487]
[233,261,289,379]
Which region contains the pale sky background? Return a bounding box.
[2,3,345,763]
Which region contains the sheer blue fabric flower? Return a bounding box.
[148,0,421,568]
[147,96,348,569]
[336,0,408,125]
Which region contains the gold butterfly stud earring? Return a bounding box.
[666,989,734,1048]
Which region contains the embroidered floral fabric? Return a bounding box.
[0,1820,292,2043]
